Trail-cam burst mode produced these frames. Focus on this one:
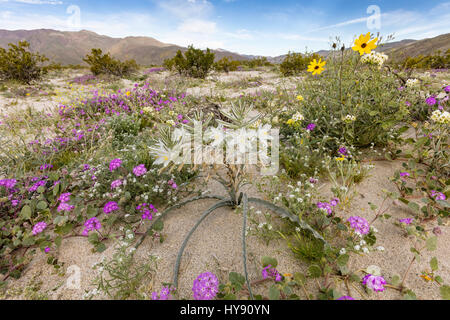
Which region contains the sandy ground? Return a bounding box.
[1,70,449,300]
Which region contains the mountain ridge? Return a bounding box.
[0,29,448,65]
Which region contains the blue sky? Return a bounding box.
[0,0,449,56]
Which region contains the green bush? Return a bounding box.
[280,52,321,77]
[164,45,215,79]
[242,57,273,69]
[214,56,240,73]
[393,49,450,69]
[83,48,138,77]
[0,41,48,84]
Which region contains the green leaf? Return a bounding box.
[430,257,438,271]
[426,236,437,251]
[54,223,73,235]
[268,285,280,300]
[261,256,278,268]
[21,237,35,246]
[337,254,349,267]
[36,201,48,211]
[88,232,99,244]
[229,272,245,288]
[440,285,450,300]
[308,265,322,278]
[153,220,164,231]
[20,205,32,220]
[95,242,106,253]
[391,275,401,286]
[407,202,420,213]
[403,290,417,300]
[54,236,62,248]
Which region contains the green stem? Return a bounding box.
[242,194,254,300]
[173,199,233,289]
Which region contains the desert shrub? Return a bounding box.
[83,48,138,77]
[214,56,241,73]
[394,50,450,70]
[280,52,321,77]
[164,45,215,79]
[242,57,273,69]
[0,41,48,84]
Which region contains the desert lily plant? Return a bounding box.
[135,101,328,299]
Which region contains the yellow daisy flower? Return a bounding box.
[296,95,304,102]
[307,58,326,75]
[352,32,378,56]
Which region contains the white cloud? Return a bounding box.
[177,19,217,34]
[0,0,63,4]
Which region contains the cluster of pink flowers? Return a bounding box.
[57,192,74,212]
[426,96,437,106]
[111,179,122,190]
[32,222,47,235]
[192,272,219,300]
[136,203,157,220]
[103,201,119,214]
[133,164,147,177]
[317,198,340,215]
[400,172,410,178]
[28,179,47,193]
[82,217,101,236]
[262,265,282,282]
[362,274,386,292]
[0,179,17,190]
[399,218,413,225]
[151,286,175,300]
[168,179,178,189]
[109,158,122,172]
[347,216,370,235]
[306,123,316,131]
[431,190,446,201]
[39,164,54,171]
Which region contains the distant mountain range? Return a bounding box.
[0,29,252,65]
[267,33,450,63]
[0,29,449,66]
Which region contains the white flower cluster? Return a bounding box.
[292,112,305,122]
[406,78,419,88]
[430,109,450,124]
[361,51,388,67]
[343,115,356,123]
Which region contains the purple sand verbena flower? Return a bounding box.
[82,217,102,236]
[133,164,147,177]
[400,172,410,178]
[32,222,47,235]
[192,272,219,300]
[426,96,437,106]
[431,190,446,201]
[58,193,71,203]
[103,201,119,214]
[57,202,75,212]
[362,274,386,292]
[347,216,370,235]
[151,286,174,300]
[338,147,348,156]
[306,123,316,131]
[399,218,413,225]
[109,158,122,172]
[111,180,122,190]
[262,265,282,282]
